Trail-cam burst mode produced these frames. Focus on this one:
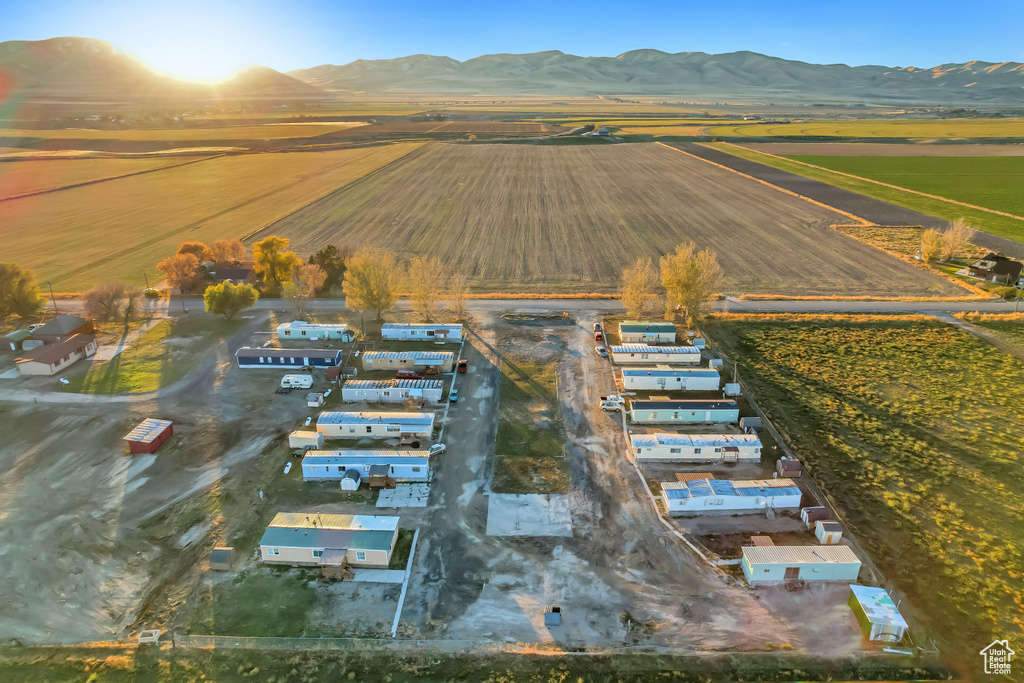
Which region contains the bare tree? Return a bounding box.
[619,256,658,319]
[157,253,199,293]
[660,242,724,326]
[406,255,445,321]
[920,229,944,265]
[84,282,127,321]
[447,270,470,321]
[283,263,327,318]
[941,219,976,262]
[342,248,400,320]
[123,287,143,323]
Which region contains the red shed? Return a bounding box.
[124,418,174,454]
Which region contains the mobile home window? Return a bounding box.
[355,551,366,561]
[312,550,323,559]
[349,426,356,433]
[412,466,421,472]
[259,357,265,363]
[386,425,400,432]
[356,391,366,397]
[693,448,701,454]
[670,448,681,454]
[366,426,372,433]
[266,548,280,556]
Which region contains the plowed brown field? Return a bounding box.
[269,143,961,296]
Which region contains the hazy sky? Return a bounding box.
[2,0,1022,81]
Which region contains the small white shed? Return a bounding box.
[815,520,843,544]
[340,469,361,491]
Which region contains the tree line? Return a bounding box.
[619,241,724,326]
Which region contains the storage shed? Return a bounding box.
[739,416,763,433]
[617,321,676,344]
[301,450,430,482]
[15,333,97,376]
[630,433,762,462]
[316,411,435,439]
[801,506,830,528]
[123,418,174,454]
[209,547,234,571]
[276,320,354,341]
[741,545,861,585]
[848,585,909,643]
[629,399,739,425]
[815,520,843,544]
[342,379,445,404]
[611,344,700,365]
[4,329,31,351]
[340,469,361,491]
[619,366,720,391]
[306,392,325,407]
[661,478,801,515]
[361,351,454,372]
[381,323,463,342]
[235,347,342,369]
[259,512,400,571]
[776,458,803,478]
[289,430,324,450]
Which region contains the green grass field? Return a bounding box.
[704,118,1024,139]
[707,143,1024,242]
[706,317,1024,665]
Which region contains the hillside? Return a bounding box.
[288,49,1024,104]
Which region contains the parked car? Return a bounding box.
[397,370,422,379]
[593,322,602,331]
[457,359,468,373]
[594,330,603,342]
[599,395,625,411]
[595,346,608,358]
[27,323,41,331]
[304,416,312,426]
[428,443,447,456]
[449,388,458,402]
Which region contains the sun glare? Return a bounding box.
[139,39,246,83]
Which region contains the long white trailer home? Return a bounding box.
[742,545,862,585]
[660,478,801,515]
[629,433,762,462]
[618,321,676,344]
[341,379,445,404]
[619,366,720,391]
[276,320,354,341]
[316,411,435,439]
[610,344,700,365]
[301,450,430,482]
[361,351,455,373]
[381,323,463,342]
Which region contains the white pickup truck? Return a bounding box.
[599,395,626,411]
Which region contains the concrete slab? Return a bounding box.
[486,494,574,537]
[350,568,407,583]
[0,368,20,379]
[376,483,430,508]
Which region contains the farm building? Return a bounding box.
[661,478,800,515]
[4,329,31,351]
[361,351,454,373]
[618,321,676,344]
[302,450,430,482]
[342,379,445,404]
[815,520,843,544]
[741,545,861,585]
[381,323,463,342]
[619,366,720,391]
[259,512,400,572]
[629,433,762,462]
[15,334,97,376]
[848,585,909,643]
[30,314,94,344]
[964,253,1023,285]
[316,411,435,439]
[289,430,324,450]
[235,347,342,369]
[611,344,700,365]
[123,418,174,454]
[276,320,354,341]
[629,399,739,425]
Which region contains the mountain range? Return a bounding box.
[1,38,1022,106]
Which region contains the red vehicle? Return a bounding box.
[594,330,603,342]
[396,369,422,379]
[457,359,468,373]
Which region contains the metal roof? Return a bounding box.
[611,344,699,354]
[32,314,88,336]
[123,418,173,443]
[621,367,719,378]
[343,379,444,390]
[17,333,95,365]
[849,585,909,629]
[235,347,341,359]
[619,321,676,333]
[362,350,454,361]
[661,478,799,499]
[317,411,434,426]
[259,526,395,552]
[277,320,349,330]
[289,430,320,438]
[268,512,399,532]
[3,329,31,342]
[630,433,761,448]
[741,545,860,565]
[630,399,738,411]
[381,323,462,331]
[303,450,429,466]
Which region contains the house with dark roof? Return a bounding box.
[30,314,94,345]
[15,333,97,376]
[966,253,1024,285]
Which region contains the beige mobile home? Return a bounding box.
[259,512,399,572]
[629,433,762,462]
[741,545,861,585]
[610,344,700,365]
[316,411,435,439]
[341,379,445,404]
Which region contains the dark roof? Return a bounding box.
[32,314,88,336]
[630,399,739,411]
[213,268,253,280]
[818,521,843,532]
[209,547,233,563]
[235,347,341,359]
[3,329,32,342]
[16,333,95,365]
[971,253,1023,278]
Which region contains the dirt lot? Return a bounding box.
[269,142,958,296]
[736,142,1024,157]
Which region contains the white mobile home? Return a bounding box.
[289,430,324,450]
[301,450,430,482]
[361,351,454,373]
[276,320,354,341]
[342,379,445,404]
[618,321,676,344]
[316,411,435,439]
[741,545,861,585]
[660,478,801,515]
[610,344,700,365]
[629,433,762,462]
[381,323,463,342]
[619,366,720,391]
[629,399,739,425]
[259,512,399,571]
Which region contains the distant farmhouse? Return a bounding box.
[963,253,1023,285]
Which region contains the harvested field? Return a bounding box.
[2,143,423,291]
[0,155,212,200]
[0,122,365,145]
[316,120,564,140]
[704,118,1024,139]
[270,142,961,296]
[739,142,1024,157]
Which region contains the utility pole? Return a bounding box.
[47,282,58,313]
[143,272,151,289]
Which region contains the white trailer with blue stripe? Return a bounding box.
[660,478,801,515]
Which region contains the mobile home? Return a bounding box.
[341,379,445,404]
[741,545,861,585]
[381,323,463,342]
[617,321,676,344]
[848,585,909,643]
[629,399,739,425]
[301,449,430,482]
[361,351,454,373]
[259,512,399,571]
[610,344,700,365]
[316,411,435,439]
[619,366,720,391]
[661,478,801,515]
[629,433,762,462]
[276,320,354,341]
[235,347,342,369]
